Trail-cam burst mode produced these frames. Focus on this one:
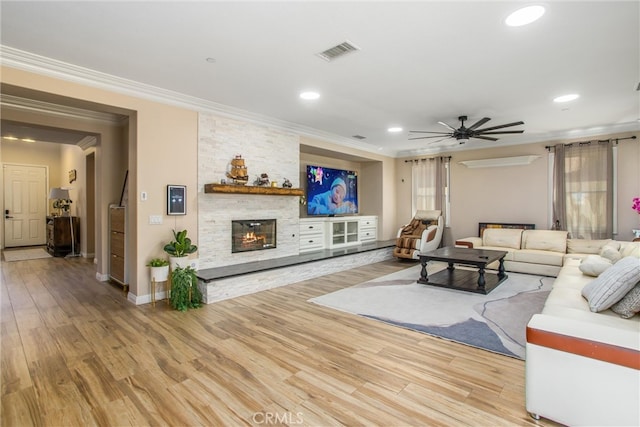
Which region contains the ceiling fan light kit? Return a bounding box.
[409,115,525,145]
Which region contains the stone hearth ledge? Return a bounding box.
[197,240,396,304]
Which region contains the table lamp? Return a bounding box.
[49,187,70,216]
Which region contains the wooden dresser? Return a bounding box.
[109,206,128,292]
[46,216,79,257]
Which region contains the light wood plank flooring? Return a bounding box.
[1,255,560,426]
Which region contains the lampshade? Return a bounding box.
[49,187,70,200]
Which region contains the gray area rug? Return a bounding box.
[309,263,553,359]
[3,248,52,262]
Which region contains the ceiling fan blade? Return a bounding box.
[427,136,453,144]
[475,121,524,132]
[437,121,457,131]
[476,130,525,135]
[466,117,491,131]
[408,130,451,134]
[409,135,453,140]
[473,135,499,141]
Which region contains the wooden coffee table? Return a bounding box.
[418,246,508,294]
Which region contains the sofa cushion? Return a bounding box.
[522,230,568,253]
[482,228,522,250]
[600,242,623,263]
[579,255,613,277]
[566,238,611,254]
[545,287,591,311]
[620,241,640,258]
[513,249,564,266]
[581,257,640,312]
[610,283,640,319]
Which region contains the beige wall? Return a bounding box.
[396,132,640,243]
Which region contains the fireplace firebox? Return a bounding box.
[231,219,276,253]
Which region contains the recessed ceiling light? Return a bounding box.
[21,138,36,142]
[505,5,545,27]
[387,127,403,133]
[299,91,320,100]
[553,94,580,103]
[3,136,18,140]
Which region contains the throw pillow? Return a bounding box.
[611,282,640,319]
[579,255,613,277]
[620,242,640,258]
[581,256,640,312]
[600,242,622,263]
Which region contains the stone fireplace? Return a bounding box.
[198,112,301,269]
[231,219,276,253]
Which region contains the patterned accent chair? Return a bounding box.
[393,210,444,260]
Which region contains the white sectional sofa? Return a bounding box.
[455,228,614,277]
[458,228,640,425]
[525,241,640,426]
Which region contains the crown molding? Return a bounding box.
[0,45,383,156]
[1,93,127,125]
[77,136,97,150]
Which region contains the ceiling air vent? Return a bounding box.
[316,41,360,62]
[352,135,366,140]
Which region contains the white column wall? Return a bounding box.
[198,112,301,269]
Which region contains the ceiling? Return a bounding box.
[1,1,638,157]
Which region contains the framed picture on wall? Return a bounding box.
[167,185,186,215]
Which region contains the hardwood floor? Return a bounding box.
[1,255,559,426]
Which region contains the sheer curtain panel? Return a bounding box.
[552,141,613,239]
[411,157,450,223]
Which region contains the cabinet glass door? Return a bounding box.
[333,222,345,244]
[346,221,358,242]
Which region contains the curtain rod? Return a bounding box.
[545,135,636,151]
[404,156,452,163]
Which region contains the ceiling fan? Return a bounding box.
[409,115,524,144]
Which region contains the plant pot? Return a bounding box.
[149,265,170,282]
[169,256,199,271]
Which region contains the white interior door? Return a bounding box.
[3,164,47,247]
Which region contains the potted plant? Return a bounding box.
[163,229,198,270]
[169,265,203,311]
[146,258,170,282]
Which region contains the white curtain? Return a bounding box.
[412,159,437,214]
[411,157,450,222]
[552,141,613,239]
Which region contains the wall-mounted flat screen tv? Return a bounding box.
[306,165,358,216]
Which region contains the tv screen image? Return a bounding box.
[306,165,358,216]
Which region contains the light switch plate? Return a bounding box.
[149,215,163,225]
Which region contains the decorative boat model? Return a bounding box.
[227,155,249,185]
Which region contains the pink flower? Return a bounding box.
[633,197,640,214]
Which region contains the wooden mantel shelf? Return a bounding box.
[204,183,304,196]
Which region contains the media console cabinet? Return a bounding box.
[299,216,377,252]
